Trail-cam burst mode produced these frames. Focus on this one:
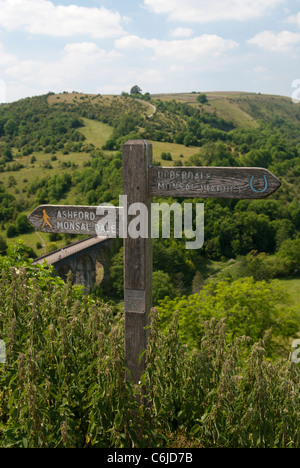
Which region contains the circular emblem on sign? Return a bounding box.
[250,175,268,193]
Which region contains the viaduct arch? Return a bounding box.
[33,236,121,293]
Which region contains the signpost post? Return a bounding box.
[122,140,153,384]
[28,139,281,385]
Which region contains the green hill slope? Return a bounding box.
[0,90,299,292]
[151,91,300,130]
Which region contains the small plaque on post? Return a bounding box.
[124,290,146,314]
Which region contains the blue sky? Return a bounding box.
[0,0,300,102]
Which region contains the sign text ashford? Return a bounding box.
[27,205,122,236]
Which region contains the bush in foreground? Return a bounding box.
[0,243,299,448]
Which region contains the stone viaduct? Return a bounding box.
[33,236,121,293]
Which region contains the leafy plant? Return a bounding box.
[0,246,300,448]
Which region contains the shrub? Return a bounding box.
[15,213,33,234]
[157,277,298,355]
[161,152,172,161]
[6,223,17,238]
[0,246,299,448]
[0,236,7,253]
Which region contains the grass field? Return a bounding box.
[47,92,115,106]
[1,117,115,200]
[79,118,114,149]
[0,116,116,253]
[279,278,300,318]
[47,91,153,117]
[150,140,200,166]
[151,91,294,129]
[1,151,91,206]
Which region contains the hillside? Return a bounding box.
[0,90,299,301]
[151,91,300,129]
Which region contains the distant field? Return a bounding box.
[47,91,153,117]
[47,92,115,106]
[150,140,200,166]
[150,91,294,129]
[79,118,114,149]
[208,99,259,129]
[1,117,115,199]
[1,151,90,196]
[279,278,300,320]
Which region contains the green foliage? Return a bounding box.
[6,213,33,238]
[130,85,142,95]
[0,236,7,253]
[28,172,73,204]
[161,152,172,161]
[197,93,208,104]
[107,247,124,298]
[108,248,179,301]
[144,312,300,448]
[0,245,300,448]
[72,151,123,205]
[157,277,298,354]
[0,187,17,222]
[6,223,18,238]
[278,238,300,273]
[0,90,299,287]
[0,95,86,159]
[15,213,33,235]
[228,251,289,281]
[152,270,176,304]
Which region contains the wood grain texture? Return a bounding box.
[28,204,122,237]
[123,139,153,384]
[149,166,281,199]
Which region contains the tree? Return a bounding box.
[0,236,7,254]
[4,119,17,136]
[157,277,298,354]
[130,85,142,95]
[152,270,175,304]
[197,93,208,104]
[278,238,300,272]
[15,213,33,234]
[6,223,18,238]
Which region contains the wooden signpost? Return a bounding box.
[28,139,281,385]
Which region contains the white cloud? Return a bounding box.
[98,68,163,95]
[4,42,119,90]
[287,12,300,27]
[0,43,16,66]
[156,36,238,60]
[253,66,267,73]
[115,34,238,61]
[170,27,194,38]
[0,0,126,38]
[248,30,300,52]
[144,0,286,23]
[114,35,158,50]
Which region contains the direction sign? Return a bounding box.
[149,166,281,199]
[27,139,282,386]
[27,204,122,237]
